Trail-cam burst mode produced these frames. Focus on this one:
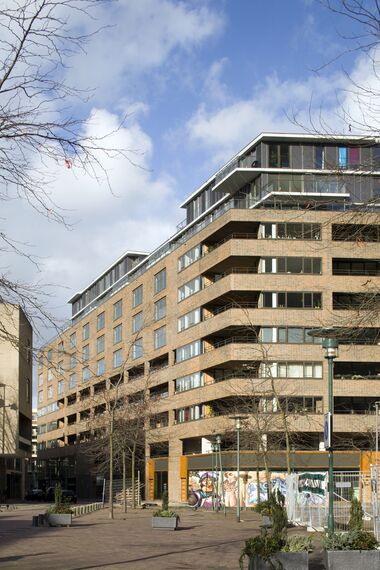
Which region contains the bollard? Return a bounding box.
[38,514,45,526]
[32,515,39,527]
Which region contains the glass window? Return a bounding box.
[82,344,90,362]
[58,380,64,395]
[339,147,348,168]
[38,390,43,403]
[178,276,201,302]
[154,269,166,294]
[132,339,143,360]
[47,369,53,382]
[113,299,122,320]
[82,323,90,341]
[47,349,53,362]
[97,312,105,331]
[154,326,166,349]
[132,285,143,308]
[58,341,64,354]
[132,311,143,334]
[97,358,105,376]
[178,245,201,272]
[69,373,77,389]
[154,297,166,321]
[113,324,122,344]
[58,361,64,375]
[315,146,325,169]
[82,367,90,382]
[38,373,43,386]
[175,340,202,363]
[175,372,203,392]
[47,385,53,399]
[269,143,289,167]
[97,335,105,354]
[69,333,76,348]
[69,353,77,369]
[261,327,275,342]
[287,328,304,343]
[113,348,123,368]
[178,308,201,332]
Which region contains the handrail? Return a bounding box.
[204,336,259,352]
[203,302,259,320]
[205,232,258,254]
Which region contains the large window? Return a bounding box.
[154,297,166,321]
[260,327,322,344]
[175,340,202,363]
[113,299,122,320]
[154,326,166,349]
[132,339,143,360]
[176,405,203,423]
[113,324,122,344]
[82,344,90,362]
[58,361,64,375]
[97,312,105,331]
[261,257,321,274]
[69,332,77,348]
[97,358,105,376]
[178,307,201,332]
[113,348,123,368]
[175,372,203,392]
[261,222,321,240]
[132,311,143,333]
[38,390,43,403]
[58,380,64,395]
[154,269,166,294]
[69,373,77,389]
[178,244,201,272]
[178,276,201,302]
[339,146,360,169]
[97,335,105,354]
[69,353,77,369]
[82,323,90,341]
[262,291,322,309]
[82,366,90,382]
[38,374,43,387]
[132,284,143,308]
[268,143,290,167]
[48,369,53,382]
[260,361,323,379]
[315,146,325,169]
[47,385,53,399]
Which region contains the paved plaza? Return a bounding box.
[0,504,325,569]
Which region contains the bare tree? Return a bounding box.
[0,0,135,345]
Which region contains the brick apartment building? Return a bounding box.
[37,133,380,502]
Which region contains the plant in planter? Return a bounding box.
[323,496,379,570]
[152,490,180,530]
[240,491,311,570]
[46,484,73,527]
[255,499,273,528]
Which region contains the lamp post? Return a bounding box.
[211,440,218,511]
[211,441,216,511]
[308,328,339,536]
[215,434,226,516]
[231,416,247,523]
[374,401,380,539]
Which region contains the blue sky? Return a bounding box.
[3,0,374,339]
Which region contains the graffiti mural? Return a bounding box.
[188,470,287,508]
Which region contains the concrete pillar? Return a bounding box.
[168,439,182,503]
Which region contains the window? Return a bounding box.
[69,373,77,389]
[154,269,166,294]
[58,380,64,395]
[178,245,201,272]
[46,349,52,363]
[155,297,166,321]
[26,378,31,403]
[132,339,143,360]
[113,299,122,320]
[261,257,321,274]
[97,335,105,354]
[113,348,123,368]
[113,324,122,344]
[262,291,322,309]
[176,405,202,423]
[260,361,323,379]
[47,368,54,382]
[339,147,348,168]
[132,285,143,308]
[69,332,77,348]
[261,327,322,344]
[178,276,201,301]
[47,385,53,399]
[38,390,43,403]
[315,146,325,169]
[58,361,64,375]
[175,340,202,363]
[97,358,105,376]
[262,222,321,240]
[97,312,105,331]
[82,344,90,362]
[154,326,166,349]
[82,367,90,382]
[178,307,201,332]
[58,341,64,354]
[132,311,143,333]
[175,372,203,392]
[268,143,290,167]
[82,323,90,341]
[38,374,43,387]
[69,353,77,369]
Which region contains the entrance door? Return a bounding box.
[154,471,168,499]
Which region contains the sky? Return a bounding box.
[1,0,377,343]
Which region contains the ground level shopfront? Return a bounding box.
[147,450,374,504]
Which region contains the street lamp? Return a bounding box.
[0,384,17,455]
[215,434,226,516]
[308,328,339,536]
[231,415,247,523]
[211,440,218,511]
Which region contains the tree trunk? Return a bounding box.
[122,449,127,513]
[109,413,114,519]
[256,468,260,504]
[131,446,136,509]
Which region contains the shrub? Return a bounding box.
[255,499,272,516]
[161,490,169,511]
[323,529,378,551]
[282,536,313,553]
[349,495,364,531]
[47,483,73,515]
[153,509,178,518]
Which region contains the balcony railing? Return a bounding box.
[205,232,258,255]
[204,335,259,352]
[203,301,259,320]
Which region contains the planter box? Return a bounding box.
[152,516,179,530]
[325,550,380,570]
[47,513,72,527]
[249,552,308,570]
